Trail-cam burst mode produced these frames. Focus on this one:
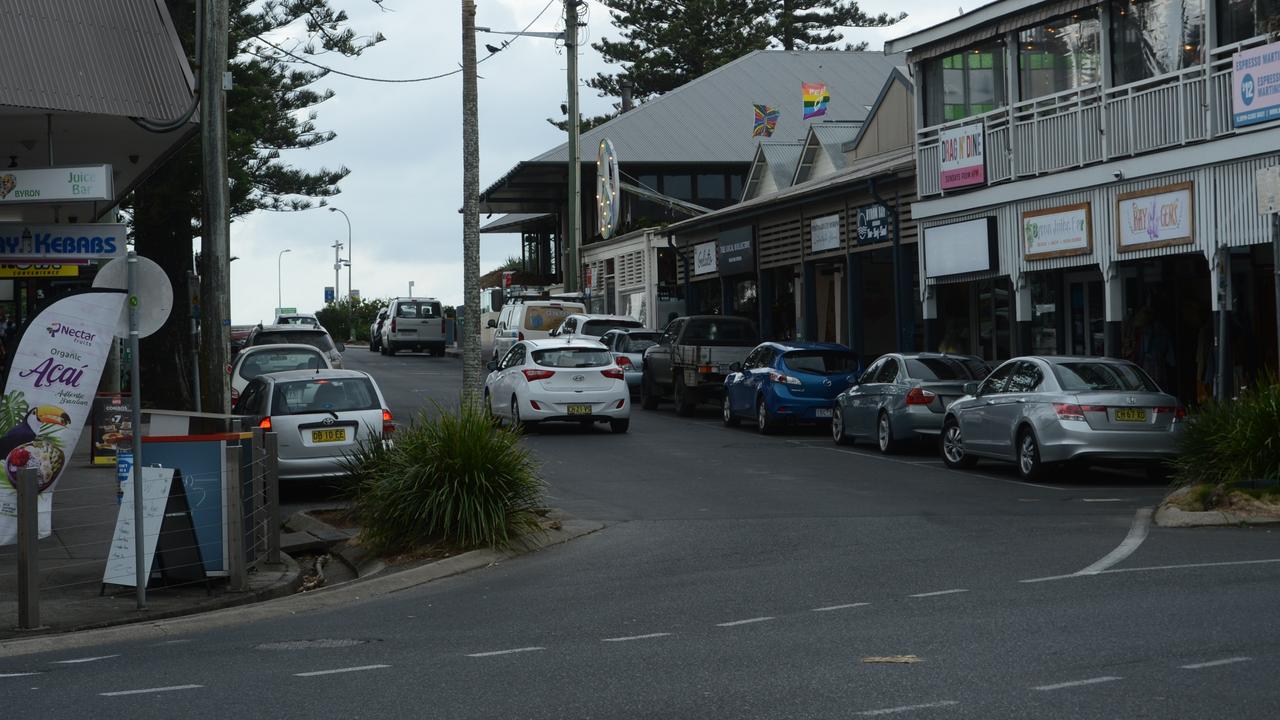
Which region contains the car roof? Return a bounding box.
[565,313,641,322]
[236,343,326,357]
[605,327,660,334]
[275,312,316,318]
[253,324,329,335]
[392,296,439,302]
[765,341,850,352]
[1012,355,1136,365]
[261,368,372,382]
[679,315,753,322]
[896,352,987,362]
[523,338,607,349]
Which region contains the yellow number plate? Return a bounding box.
[1114,408,1146,422]
[567,404,592,416]
[311,428,347,443]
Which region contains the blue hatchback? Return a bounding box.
[722,342,862,434]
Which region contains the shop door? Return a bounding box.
[1065,273,1104,357]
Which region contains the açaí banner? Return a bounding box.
[0,289,126,544]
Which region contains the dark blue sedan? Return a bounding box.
[722,342,862,434]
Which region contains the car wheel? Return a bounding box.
[368,340,378,352]
[673,374,696,417]
[512,395,537,431]
[640,370,659,410]
[610,418,630,434]
[379,342,387,356]
[876,412,901,454]
[832,406,852,445]
[941,418,977,469]
[386,344,397,356]
[1017,429,1047,482]
[756,398,776,435]
[722,396,740,427]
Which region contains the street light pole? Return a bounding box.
[409,280,415,298]
[564,0,582,294]
[330,208,352,298]
[277,248,291,313]
[331,240,344,305]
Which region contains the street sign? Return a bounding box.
[324,286,335,303]
[275,307,297,316]
[349,289,360,300]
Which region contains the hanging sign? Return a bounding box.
[0,165,112,204]
[939,124,986,190]
[0,264,80,278]
[717,227,755,275]
[0,223,127,262]
[1232,41,1280,128]
[811,214,841,253]
[1022,203,1092,260]
[693,241,717,275]
[596,138,621,240]
[0,289,127,545]
[1116,183,1194,252]
[857,205,890,244]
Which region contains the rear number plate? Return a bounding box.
[567,404,591,416]
[312,429,347,443]
[815,408,832,418]
[1114,408,1146,422]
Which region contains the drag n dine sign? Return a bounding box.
[0,290,126,545]
[939,124,986,190]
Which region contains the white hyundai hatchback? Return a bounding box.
[485,339,630,433]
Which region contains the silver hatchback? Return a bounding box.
[940,356,1185,481]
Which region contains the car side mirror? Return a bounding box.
[729,362,742,373]
[487,319,497,328]
[335,342,346,353]
[486,360,497,371]
[963,381,979,396]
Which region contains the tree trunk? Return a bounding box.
[460,0,482,406]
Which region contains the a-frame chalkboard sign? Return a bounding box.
[102,468,208,592]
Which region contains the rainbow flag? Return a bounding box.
[802,82,829,120]
[752,104,779,138]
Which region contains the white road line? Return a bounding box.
[855,700,960,716]
[466,647,545,658]
[100,684,203,697]
[908,589,969,598]
[811,602,871,612]
[52,655,120,664]
[716,616,775,627]
[1021,557,1280,583]
[0,672,41,678]
[1076,508,1152,575]
[294,664,391,677]
[1033,676,1123,691]
[1181,656,1252,670]
[601,633,672,643]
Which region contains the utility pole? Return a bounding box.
[564,0,581,294]
[461,0,483,404]
[199,0,231,415]
[332,239,344,305]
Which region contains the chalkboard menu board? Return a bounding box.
[91,393,132,465]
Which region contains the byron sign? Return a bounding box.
[1116,183,1194,252]
[939,124,985,190]
[1022,203,1092,260]
[0,223,127,263]
[857,204,890,244]
[0,165,112,204]
[1232,41,1280,128]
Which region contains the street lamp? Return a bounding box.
[329,207,352,298]
[408,280,414,298]
[277,248,292,315]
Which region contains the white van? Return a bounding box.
[380,297,446,356]
[490,299,585,362]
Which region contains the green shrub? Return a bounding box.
[1173,382,1280,488]
[343,404,545,552]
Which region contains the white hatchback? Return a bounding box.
[485,339,631,433]
[229,343,332,406]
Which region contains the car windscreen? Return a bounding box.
[238,349,326,379]
[272,378,379,415]
[531,348,611,368]
[904,357,982,381]
[1053,362,1160,392]
[782,350,859,375]
[252,331,335,352]
[278,316,317,327]
[681,318,759,345]
[396,301,441,319]
[621,332,660,353]
[581,319,642,336]
[523,306,576,332]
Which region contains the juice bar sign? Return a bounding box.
[0,165,112,203]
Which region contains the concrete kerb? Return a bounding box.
[0,518,605,658]
[1154,486,1280,528]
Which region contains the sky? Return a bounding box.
[226,0,967,323]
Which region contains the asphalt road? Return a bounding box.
[6,350,1280,719]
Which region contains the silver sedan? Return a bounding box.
[599,327,661,395]
[940,356,1185,481]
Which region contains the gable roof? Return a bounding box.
[792,121,863,185]
[742,141,804,201]
[842,67,914,154]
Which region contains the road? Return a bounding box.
[6,350,1280,719]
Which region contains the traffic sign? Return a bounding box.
[324,286,335,303]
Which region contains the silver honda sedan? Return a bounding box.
[939,356,1185,481]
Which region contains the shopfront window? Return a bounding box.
[1111,0,1205,86]
[732,278,758,320]
[923,42,1007,127]
[1019,8,1102,99]
[1217,0,1280,46]
[1030,277,1060,355]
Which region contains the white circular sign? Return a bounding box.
[92,255,174,339]
[596,138,620,240]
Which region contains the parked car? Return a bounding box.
[275,312,322,329]
[230,325,255,357]
[599,328,661,395]
[489,299,586,363]
[484,339,630,433]
[641,315,759,416]
[229,343,332,406]
[380,297,446,356]
[247,325,345,368]
[833,353,989,453]
[549,313,644,340]
[368,309,388,353]
[234,369,394,482]
[723,342,861,434]
[939,356,1185,481]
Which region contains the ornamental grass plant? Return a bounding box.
[340,404,545,552]
[1171,381,1280,497]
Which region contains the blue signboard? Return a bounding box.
[1233,42,1280,128]
[324,286,335,303]
[140,439,226,574]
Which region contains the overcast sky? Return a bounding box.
[226,0,966,324]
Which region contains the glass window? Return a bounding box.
[250,330,335,352]
[396,301,440,318]
[1004,361,1044,393]
[1053,361,1161,391]
[621,333,659,353]
[729,174,745,201]
[923,41,1007,126]
[239,348,327,379]
[531,347,612,368]
[783,350,859,375]
[272,378,379,415]
[236,381,266,415]
[1218,0,1280,46]
[904,356,981,380]
[1111,0,1206,86]
[859,358,883,384]
[663,174,693,200]
[499,343,525,369]
[581,319,642,336]
[522,306,575,332]
[979,361,1016,394]
[697,174,727,202]
[875,358,901,383]
[682,318,759,344]
[1019,8,1102,99]
[742,347,764,370]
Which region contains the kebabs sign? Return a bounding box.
[0,223,127,262]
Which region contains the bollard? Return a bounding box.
[264,432,282,565]
[16,468,40,629]
[225,444,247,592]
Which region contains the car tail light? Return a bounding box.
[259,417,272,431]
[382,409,395,435]
[615,399,625,409]
[615,355,633,368]
[231,387,240,405]
[602,368,624,380]
[225,364,232,375]
[518,331,525,341]
[1154,406,1188,422]
[905,387,937,405]
[1055,404,1105,422]
[768,371,802,386]
[522,368,555,382]
[391,318,397,333]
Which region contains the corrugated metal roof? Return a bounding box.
[762,142,805,190]
[810,122,863,171]
[480,213,553,233]
[528,50,900,166]
[0,0,194,118]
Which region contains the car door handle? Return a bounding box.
[985,400,996,405]
[1017,398,1027,404]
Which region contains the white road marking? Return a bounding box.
[1033,676,1123,691]
[908,589,969,598]
[52,655,120,664]
[294,664,391,677]
[601,633,672,642]
[811,602,871,612]
[1076,508,1152,575]
[855,700,960,716]
[1181,656,1252,670]
[0,672,41,678]
[716,616,775,627]
[1022,557,1280,583]
[466,647,545,657]
[100,684,204,697]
